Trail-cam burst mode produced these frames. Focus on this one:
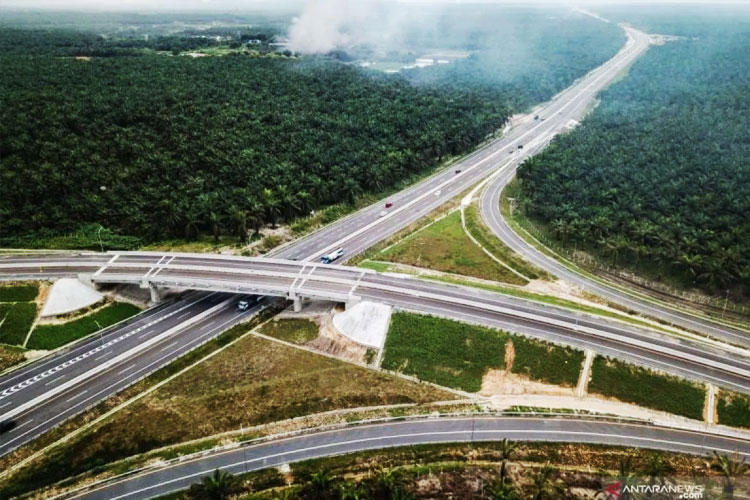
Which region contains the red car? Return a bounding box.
[385,202,393,209]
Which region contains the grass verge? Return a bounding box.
[510,336,584,387]
[464,204,551,280]
[717,390,750,428]
[26,302,141,350]
[382,312,507,392]
[0,302,37,346]
[380,211,527,285]
[0,284,38,302]
[588,357,705,420]
[0,344,26,372]
[258,318,319,344]
[1,327,450,498]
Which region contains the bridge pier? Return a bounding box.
[149,283,161,304]
[292,296,303,312]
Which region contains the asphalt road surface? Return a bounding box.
[0,291,261,456]
[3,253,750,397]
[66,417,750,500]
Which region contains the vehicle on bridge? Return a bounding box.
[320,248,345,264]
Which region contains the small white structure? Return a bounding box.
[41,278,103,317]
[332,301,391,349]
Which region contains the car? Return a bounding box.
[435,190,442,196]
[385,202,393,209]
[379,210,388,217]
[321,247,345,264]
[517,144,524,149]
[0,420,17,435]
[454,169,462,174]
[534,115,539,120]
[238,300,250,311]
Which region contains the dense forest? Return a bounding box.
[517,11,750,296]
[0,9,622,247]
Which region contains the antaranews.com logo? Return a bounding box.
[603,481,705,499]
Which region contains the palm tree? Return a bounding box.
[188,469,240,500]
[300,468,338,500]
[229,206,248,244]
[644,453,673,487]
[711,451,749,499]
[531,463,559,500]
[498,438,519,486]
[339,480,363,500]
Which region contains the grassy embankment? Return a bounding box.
[383,313,707,420]
[26,302,141,350]
[1,324,451,499]
[258,318,319,344]
[382,312,582,392]
[379,211,528,285]
[588,357,705,420]
[0,284,39,369]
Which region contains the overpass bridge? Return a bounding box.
[3,251,750,395]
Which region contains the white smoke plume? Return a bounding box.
[287,0,406,54]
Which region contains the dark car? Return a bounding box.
[0,420,17,435]
[518,144,524,149]
[385,202,393,209]
[455,169,462,174]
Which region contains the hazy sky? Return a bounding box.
[2,0,750,12]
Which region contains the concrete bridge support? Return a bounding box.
[149,283,161,304]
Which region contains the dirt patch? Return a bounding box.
[479,369,576,397]
[504,339,515,371]
[524,279,588,304]
[309,314,369,363]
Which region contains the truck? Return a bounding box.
[320,248,344,264]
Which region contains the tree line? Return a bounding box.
[517,17,750,297]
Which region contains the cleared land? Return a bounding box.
[588,357,705,420]
[26,302,140,350]
[380,211,527,285]
[258,318,319,344]
[4,329,451,497]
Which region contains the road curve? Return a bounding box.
[64,417,750,500]
[477,55,749,346]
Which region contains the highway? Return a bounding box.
[64,416,750,500]
[0,290,262,456]
[0,22,742,490]
[3,252,750,398]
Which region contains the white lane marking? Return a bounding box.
[82,424,750,500]
[175,311,192,321]
[94,353,109,362]
[45,375,66,387]
[117,365,136,375]
[159,341,179,352]
[137,330,154,340]
[13,419,34,430]
[0,401,11,409]
[65,390,88,403]
[0,297,235,423]
[93,254,119,277]
[0,295,212,401]
[303,30,648,263]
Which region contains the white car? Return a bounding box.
[238,300,249,311]
[379,210,388,217]
[434,190,442,196]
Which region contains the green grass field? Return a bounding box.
[463,204,550,281]
[717,391,750,428]
[380,211,527,285]
[382,312,507,392]
[588,357,705,420]
[0,284,38,302]
[0,302,37,346]
[258,318,319,344]
[2,332,452,499]
[27,302,141,350]
[510,336,584,387]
